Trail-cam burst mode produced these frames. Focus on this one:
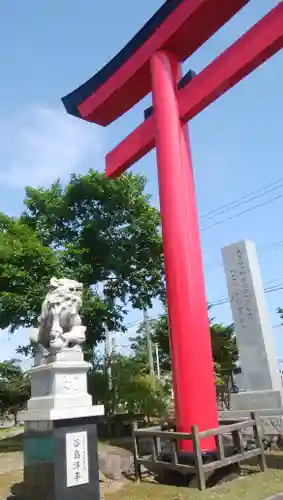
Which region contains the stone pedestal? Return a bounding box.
[222,240,283,411]
[19,346,104,500]
[24,417,100,500]
[230,390,283,411]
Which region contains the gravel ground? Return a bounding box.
[0,453,23,475]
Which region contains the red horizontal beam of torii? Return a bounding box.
[75,0,248,125]
[106,2,283,179]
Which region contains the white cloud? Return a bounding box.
[0,105,104,188]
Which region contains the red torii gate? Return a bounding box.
[62,0,283,452]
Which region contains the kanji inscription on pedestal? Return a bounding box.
[66,431,89,487]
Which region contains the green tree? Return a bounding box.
[210,323,238,376]
[0,171,164,355]
[131,312,238,380]
[0,215,60,333]
[87,353,109,407]
[0,359,30,424]
[88,353,169,419]
[22,171,164,307]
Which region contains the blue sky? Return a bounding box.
[0,0,282,367]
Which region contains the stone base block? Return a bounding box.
[231,390,283,411]
[23,416,100,500]
[19,404,104,422]
[28,358,92,412]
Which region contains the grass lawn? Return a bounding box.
[105,468,283,500]
[0,434,282,500]
[106,454,283,500]
[0,459,283,500]
[0,433,23,453]
[0,427,17,438]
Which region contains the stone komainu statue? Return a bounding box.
[31,277,86,355]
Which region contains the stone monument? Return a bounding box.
[222,240,283,411]
[222,241,283,410]
[19,277,103,500]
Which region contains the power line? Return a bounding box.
[196,176,283,232]
[201,192,283,232]
[114,320,282,354]
[209,283,283,308]
[205,238,283,273]
[200,177,283,222]
[264,277,283,286]
[123,280,283,329]
[260,239,283,254]
[123,314,161,330]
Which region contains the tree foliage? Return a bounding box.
[0,359,30,423]
[88,353,169,418]
[0,215,59,332]
[131,311,238,382]
[0,171,164,353]
[22,171,163,305]
[210,323,238,376]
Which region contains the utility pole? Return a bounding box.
[155,343,161,378]
[111,336,116,354]
[143,309,154,376]
[104,330,112,391]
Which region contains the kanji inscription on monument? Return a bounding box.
[66,431,89,487]
[222,239,283,410]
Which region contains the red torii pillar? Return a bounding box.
[62,0,283,452]
[150,52,218,451]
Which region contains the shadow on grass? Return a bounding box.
[242,453,283,471]
[105,438,283,471]
[6,482,24,500]
[105,437,135,453]
[126,465,259,490]
[123,454,283,489]
[0,434,23,453]
[264,453,283,470]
